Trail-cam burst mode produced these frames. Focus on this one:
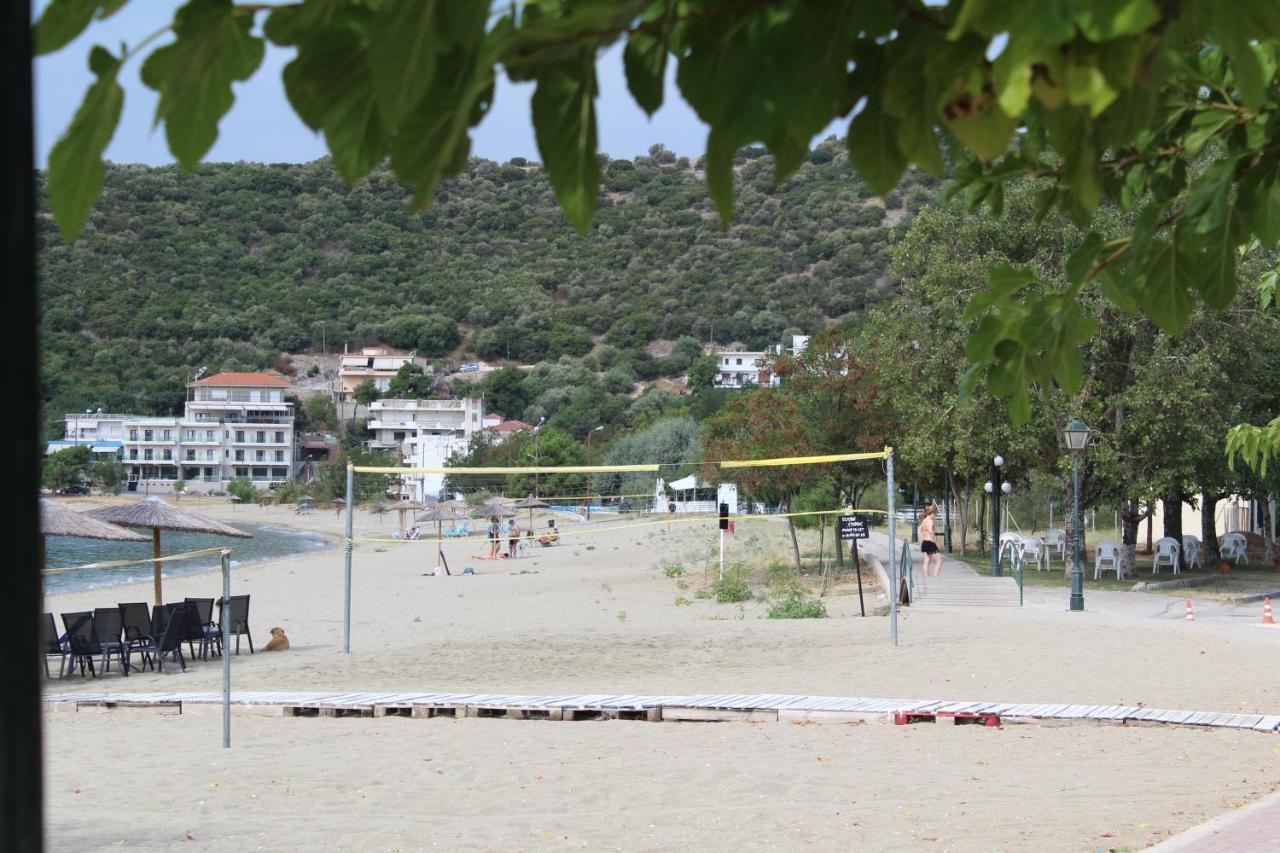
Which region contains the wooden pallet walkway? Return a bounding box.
[45,690,1280,733]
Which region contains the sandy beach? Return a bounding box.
[42,500,1280,850]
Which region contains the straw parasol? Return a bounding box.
[41,498,147,542]
[370,501,390,524]
[471,501,515,520]
[511,494,550,528]
[394,500,426,531]
[87,497,251,605]
[415,503,468,573]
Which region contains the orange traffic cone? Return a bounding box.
[1185,599,1195,622]
[1263,597,1275,625]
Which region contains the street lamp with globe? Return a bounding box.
[1062,417,1094,611]
[984,455,1012,576]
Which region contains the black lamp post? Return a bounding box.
[1063,417,1093,612]
[984,455,1010,577]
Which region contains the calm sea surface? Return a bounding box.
[44,522,332,596]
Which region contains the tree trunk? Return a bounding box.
[1201,492,1221,567]
[819,521,830,595]
[1144,500,1154,555]
[786,504,802,575]
[1120,499,1142,576]
[976,488,987,557]
[1162,492,1183,548]
[832,514,845,572]
[1259,495,1274,565]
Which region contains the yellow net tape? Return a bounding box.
[349,508,889,546]
[43,546,230,575]
[353,449,892,475]
[351,463,659,475]
[719,449,891,468]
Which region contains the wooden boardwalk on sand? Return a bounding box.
[46,691,1280,732]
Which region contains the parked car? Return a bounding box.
[57,483,90,496]
[458,362,480,373]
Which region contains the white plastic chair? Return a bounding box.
[1094,541,1122,580]
[1044,530,1066,562]
[1017,536,1048,572]
[1221,532,1249,565]
[998,532,1022,566]
[1182,535,1201,570]
[1152,537,1180,574]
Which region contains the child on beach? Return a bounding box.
[920,504,942,577]
[487,516,501,558]
[507,518,520,558]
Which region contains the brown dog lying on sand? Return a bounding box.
[262,627,290,652]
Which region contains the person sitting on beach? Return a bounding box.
[507,518,520,558]
[538,520,559,546]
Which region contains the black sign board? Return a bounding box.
[838,514,869,540]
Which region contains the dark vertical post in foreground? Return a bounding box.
[343,463,353,653]
[943,452,953,553]
[2,2,44,849]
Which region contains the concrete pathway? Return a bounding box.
[1144,789,1280,851]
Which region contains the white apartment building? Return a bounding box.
[338,346,425,395]
[367,397,484,501]
[711,335,811,389]
[115,372,297,493]
[48,411,129,461]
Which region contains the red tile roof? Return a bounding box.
[190,372,292,388]
[491,419,531,433]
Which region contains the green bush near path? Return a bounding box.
[768,594,828,619]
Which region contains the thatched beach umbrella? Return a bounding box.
[416,504,467,573]
[40,498,148,543]
[395,501,425,531]
[229,495,243,510]
[87,497,251,605]
[370,501,390,524]
[512,494,550,528]
[470,501,515,520]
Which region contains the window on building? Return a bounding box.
[162,429,172,440]
[210,389,228,400]
[162,449,172,460]
[144,449,153,460]
[185,430,195,441]
[129,449,138,460]
[185,450,195,461]
[736,358,742,365]
[235,430,245,443]
[234,450,244,462]
[255,450,265,462]
[206,450,215,461]
[256,431,266,443]
[129,429,138,441]
[235,467,248,477]
[274,450,284,462]
[275,431,284,443]
[250,390,261,403]
[144,430,153,441]
[206,430,215,441]
[272,467,287,478]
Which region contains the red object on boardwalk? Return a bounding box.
[1185,599,1195,622]
[1263,597,1275,625]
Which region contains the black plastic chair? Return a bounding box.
[41,613,68,679]
[217,595,254,654]
[131,604,188,673]
[91,607,129,676]
[60,611,99,678]
[183,597,221,660]
[118,602,154,671]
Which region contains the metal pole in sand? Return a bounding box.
[343,462,353,654]
[887,449,898,647]
[719,527,725,581]
[221,549,231,748]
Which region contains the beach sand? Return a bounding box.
[42,501,1280,850]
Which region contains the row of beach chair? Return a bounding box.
[43,595,254,679]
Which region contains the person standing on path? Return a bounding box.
[920,504,942,577]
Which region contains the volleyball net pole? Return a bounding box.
[341,449,900,653]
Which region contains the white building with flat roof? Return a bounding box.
[112,372,297,493]
[338,346,424,395]
[367,397,484,501]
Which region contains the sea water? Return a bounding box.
[44,522,332,596]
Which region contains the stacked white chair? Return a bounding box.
[1182,535,1201,570]
[1045,529,1067,562]
[1018,536,1048,572]
[1094,541,1123,580]
[1221,532,1249,565]
[1152,537,1180,574]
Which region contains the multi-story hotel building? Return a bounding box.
[104,372,297,493]
[337,346,425,396]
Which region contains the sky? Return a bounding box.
[34,1,824,169]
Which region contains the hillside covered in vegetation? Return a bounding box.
[37,138,938,421]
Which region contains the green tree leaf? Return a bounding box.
[846,97,906,197]
[367,0,442,129]
[623,1,674,116]
[34,0,107,56]
[46,45,124,241]
[1139,237,1196,333]
[532,51,600,232]
[139,0,264,170]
